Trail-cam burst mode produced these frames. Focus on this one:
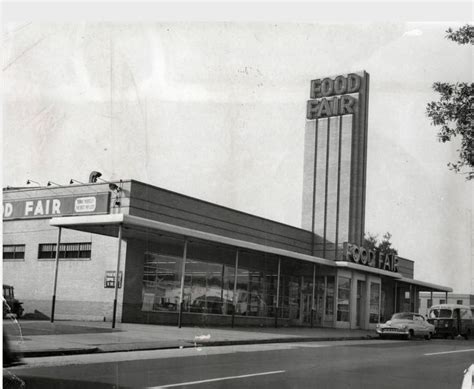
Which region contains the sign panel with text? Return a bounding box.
[2,193,110,220]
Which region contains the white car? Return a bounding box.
[376,312,435,340]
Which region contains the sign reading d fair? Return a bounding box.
[2,193,110,220]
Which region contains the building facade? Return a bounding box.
[2,71,452,329]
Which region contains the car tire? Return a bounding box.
[464,330,470,340]
[406,330,414,340]
[451,328,459,340]
[424,333,432,340]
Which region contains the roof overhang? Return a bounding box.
[397,276,453,292]
[50,213,336,268]
[335,261,402,279]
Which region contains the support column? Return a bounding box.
[178,239,188,328]
[311,264,316,328]
[445,291,448,303]
[50,227,62,323]
[112,224,123,329]
[275,257,281,328]
[231,250,239,328]
[430,290,433,310]
[394,282,398,313]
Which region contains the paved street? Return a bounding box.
[6,339,474,388]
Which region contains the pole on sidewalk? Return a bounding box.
[311,264,316,328]
[51,227,62,323]
[232,250,239,328]
[178,239,188,328]
[275,257,281,328]
[112,224,123,329]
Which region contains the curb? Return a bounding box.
[21,347,99,358]
[21,335,376,358]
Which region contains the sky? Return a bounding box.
[2,4,473,293]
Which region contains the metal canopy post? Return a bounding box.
[50,227,62,323]
[232,250,239,328]
[430,290,433,309]
[445,291,448,303]
[394,282,397,314]
[178,239,188,328]
[311,264,316,328]
[275,257,281,328]
[112,224,123,329]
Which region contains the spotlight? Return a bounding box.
[108,183,122,192]
[47,181,60,186]
[26,179,41,186]
[70,179,85,185]
[88,171,102,183]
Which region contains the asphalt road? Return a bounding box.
[5,339,474,388]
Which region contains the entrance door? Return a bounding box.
[356,280,366,328]
[314,276,325,326]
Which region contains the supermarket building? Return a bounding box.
[2,71,452,329]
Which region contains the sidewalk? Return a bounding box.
[3,319,376,358]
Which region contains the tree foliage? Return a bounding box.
[364,232,398,257]
[426,24,473,180]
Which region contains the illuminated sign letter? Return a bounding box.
[333,75,347,94]
[3,203,13,218]
[347,73,361,93]
[340,95,355,115]
[25,201,34,216]
[52,199,61,214]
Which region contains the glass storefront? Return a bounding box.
[369,282,380,323]
[337,276,351,322]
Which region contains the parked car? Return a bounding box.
[427,304,474,339]
[376,312,434,340]
[3,285,24,319]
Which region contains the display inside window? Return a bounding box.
[369,282,380,323]
[337,276,351,322]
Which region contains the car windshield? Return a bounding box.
[391,313,413,320]
[429,309,452,318]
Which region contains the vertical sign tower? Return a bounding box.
[302,71,370,260]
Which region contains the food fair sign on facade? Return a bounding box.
[2,193,110,220]
[342,242,399,273]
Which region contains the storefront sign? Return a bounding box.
[2,193,110,220]
[306,73,361,119]
[104,271,123,288]
[343,242,399,273]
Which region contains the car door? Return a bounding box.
[414,314,427,335]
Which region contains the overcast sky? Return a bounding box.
[2,5,473,293]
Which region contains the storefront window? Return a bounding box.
[142,237,185,312]
[337,276,351,322]
[369,282,380,323]
[326,276,335,318]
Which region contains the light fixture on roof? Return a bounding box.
[69,179,85,185]
[108,183,122,193]
[47,181,61,186]
[88,171,103,183]
[26,179,41,186]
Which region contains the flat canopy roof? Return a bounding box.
[50,213,336,268]
[50,213,453,292]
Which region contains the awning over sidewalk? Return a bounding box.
[49,213,453,292]
[397,276,452,293]
[50,213,336,268]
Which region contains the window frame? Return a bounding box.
[38,242,92,261]
[3,244,26,261]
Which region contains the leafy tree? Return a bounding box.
[364,232,398,257]
[426,24,474,180]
